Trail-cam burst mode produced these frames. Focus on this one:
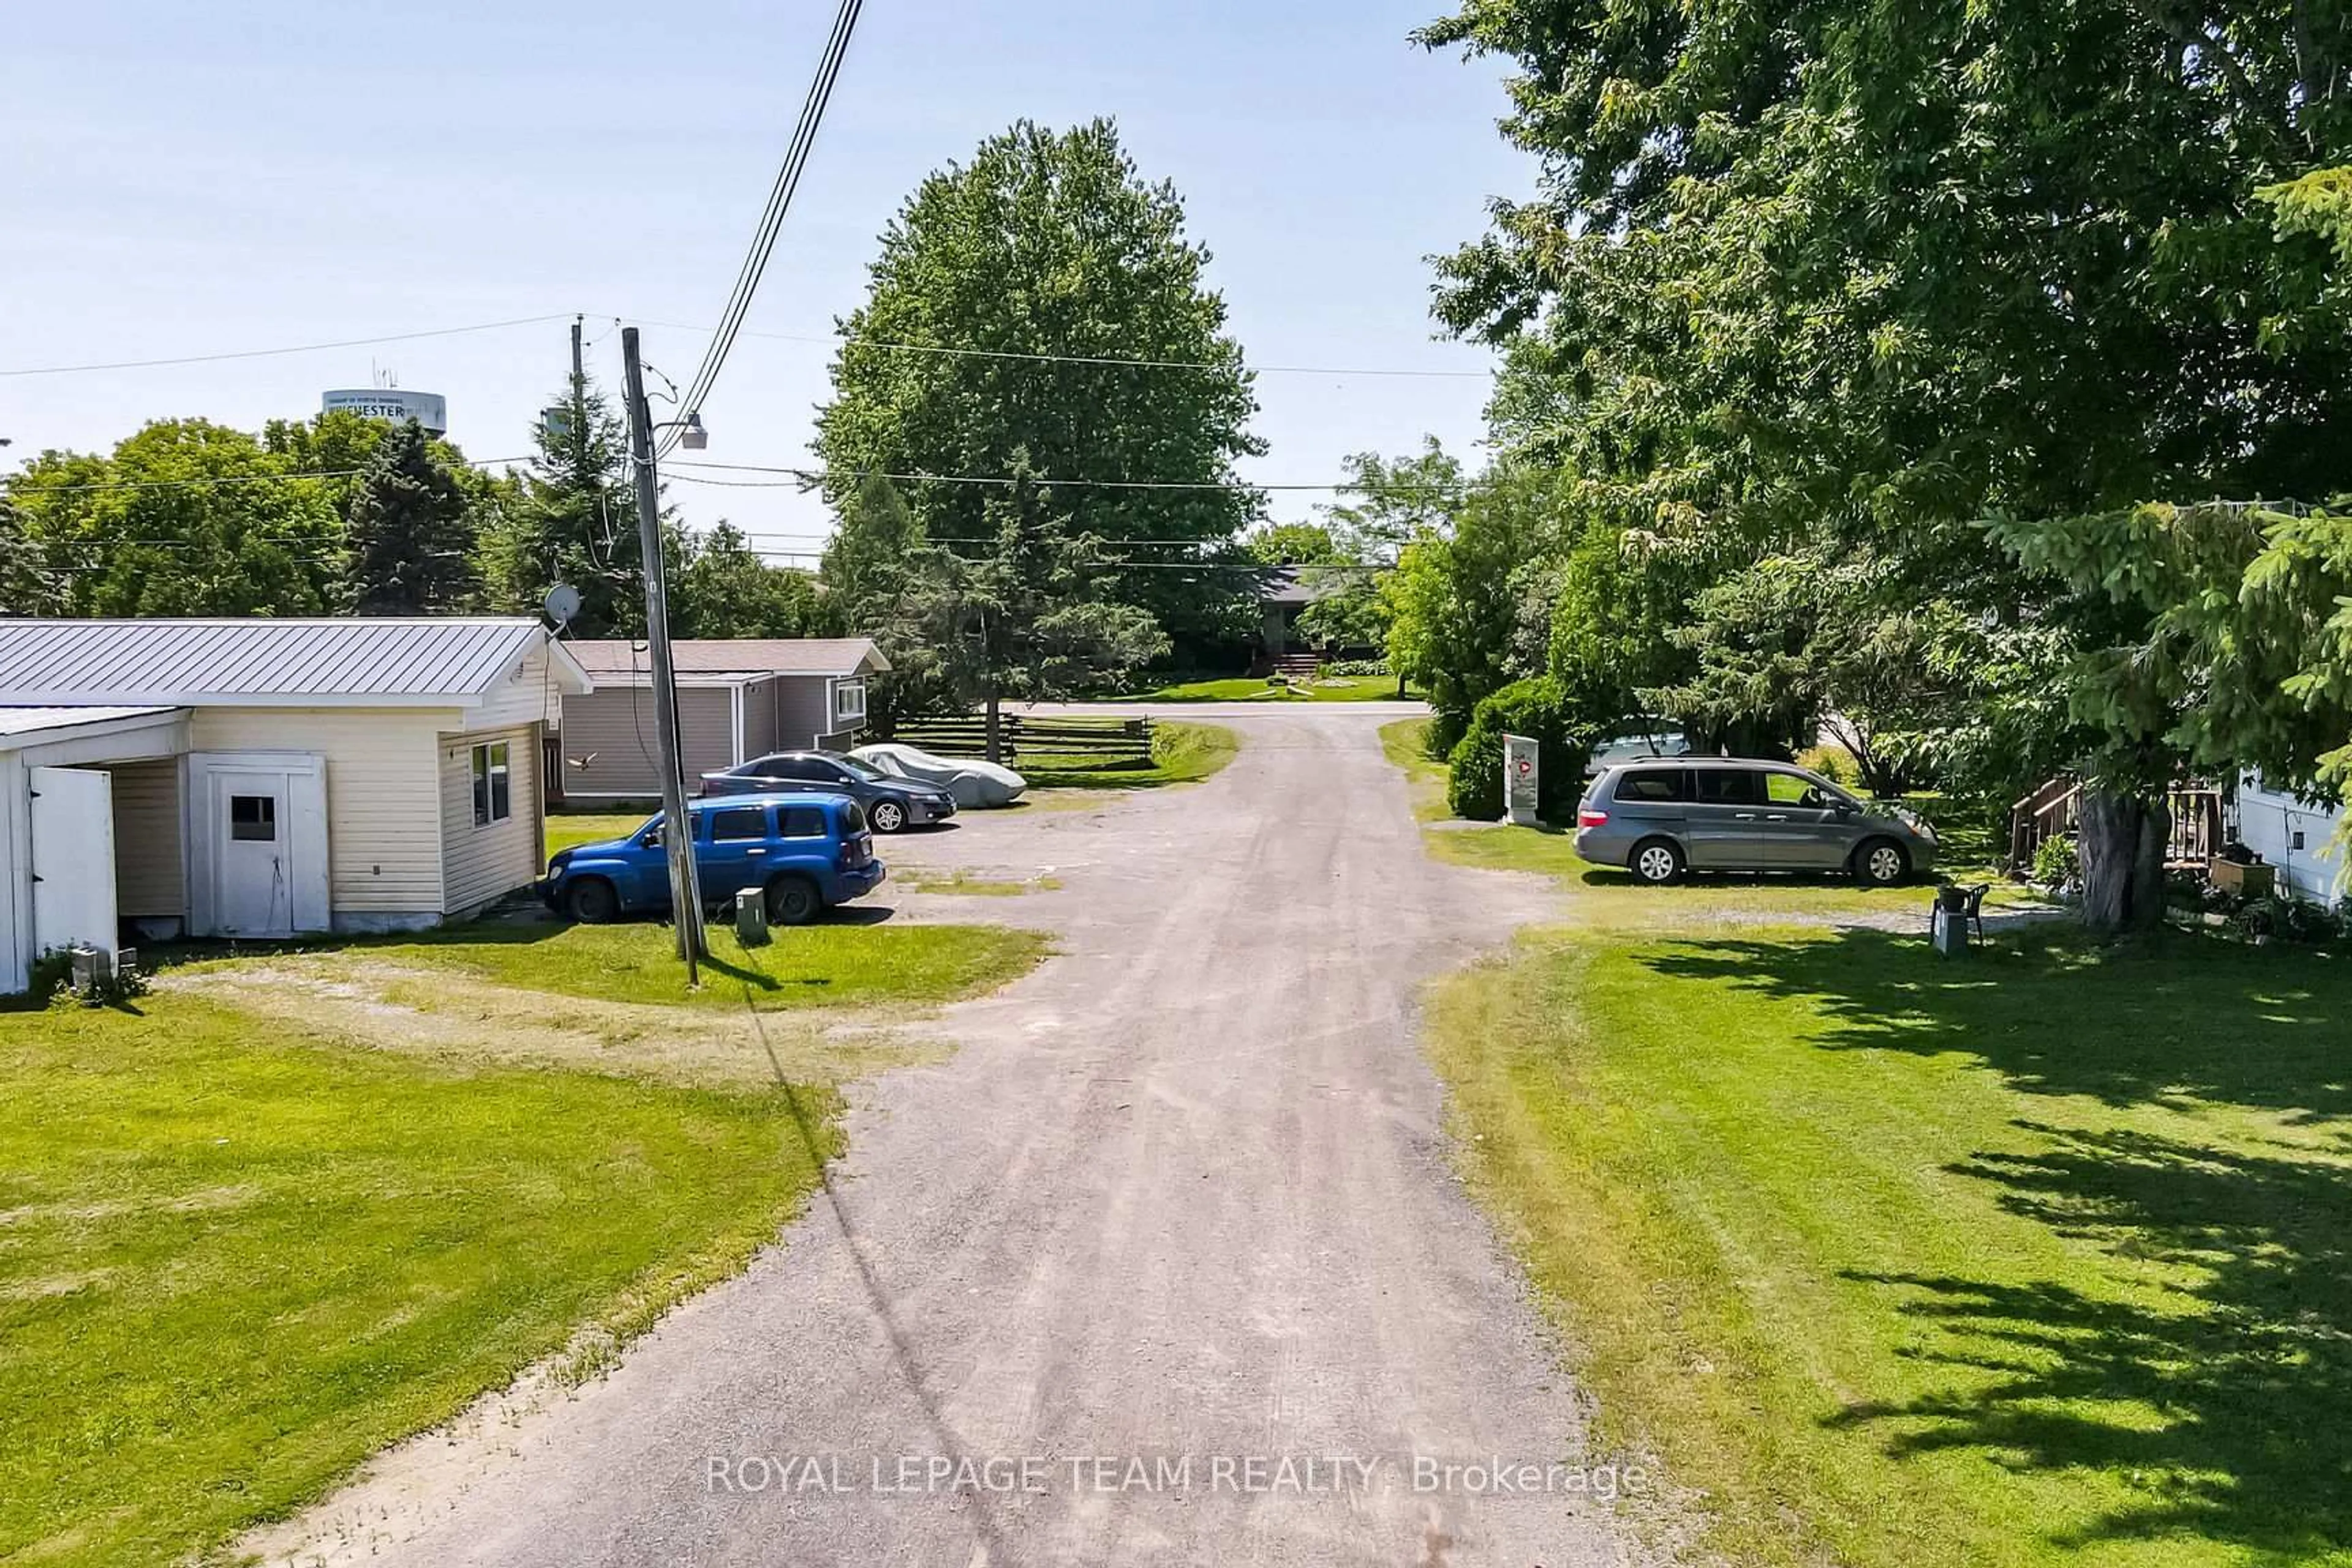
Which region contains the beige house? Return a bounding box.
[554,638,888,801]
[0,618,592,994]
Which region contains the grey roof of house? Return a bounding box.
[565,638,888,681]
[0,618,588,706]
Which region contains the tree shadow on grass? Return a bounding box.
[1639,927,2352,1120]
[1835,1124,2352,1553]
[1631,928,2352,1553]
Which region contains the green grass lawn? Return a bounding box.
[1116,673,1416,703]
[1019,720,1240,790]
[314,919,1050,1010]
[156,907,1050,1015]
[1428,920,2352,1568]
[545,809,650,857]
[0,993,839,1567]
[1115,672,1420,700]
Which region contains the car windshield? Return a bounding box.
[834,755,888,782]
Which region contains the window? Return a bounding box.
[1691,768,1765,805]
[834,678,867,725]
[711,807,769,842]
[779,806,829,839]
[1616,768,1688,803]
[840,801,868,835]
[1764,772,1842,809]
[754,756,814,782]
[230,794,276,842]
[471,741,511,826]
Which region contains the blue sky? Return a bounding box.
[0,0,1530,557]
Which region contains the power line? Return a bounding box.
[0,315,575,379]
[661,0,864,456]
[8,456,534,496]
[663,461,1477,496]
[608,312,1496,380]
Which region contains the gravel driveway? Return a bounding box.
[252,705,1658,1568]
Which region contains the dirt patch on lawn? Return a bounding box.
[165,960,943,1088]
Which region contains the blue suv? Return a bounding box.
[540,792,886,926]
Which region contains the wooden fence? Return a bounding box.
[886,713,1155,766]
[2008,779,2228,871]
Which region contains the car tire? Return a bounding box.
[766,875,822,926]
[565,876,619,924]
[870,800,908,834]
[1630,837,1686,886]
[1855,837,1910,886]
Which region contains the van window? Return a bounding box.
[1691,769,1766,805]
[1615,767,1687,803]
[1765,772,1835,807]
[778,806,829,839]
[840,802,868,834]
[711,807,768,842]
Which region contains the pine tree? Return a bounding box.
[345,420,477,614]
[480,376,644,635]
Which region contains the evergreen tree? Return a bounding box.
[344,420,477,614]
[481,376,643,635]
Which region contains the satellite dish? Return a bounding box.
[543,584,582,630]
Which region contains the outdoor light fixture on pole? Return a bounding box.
[620,326,708,979]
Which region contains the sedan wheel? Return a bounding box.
[1858,839,1909,886]
[871,800,908,834]
[1632,839,1685,886]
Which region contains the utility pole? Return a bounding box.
[620,326,706,977]
[569,316,587,471]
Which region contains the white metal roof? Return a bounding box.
[0,705,180,740]
[0,619,593,707]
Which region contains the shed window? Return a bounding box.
[471,741,511,826]
[230,794,277,842]
[834,678,867,725]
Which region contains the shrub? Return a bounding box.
[2030,835,2080,889]
[1446,676,1597,823]
[1327,658,1390,677]
[1796,744,1860,789]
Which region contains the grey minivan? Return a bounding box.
[1575,758,1937,885]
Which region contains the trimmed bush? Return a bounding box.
[1446,677,1597,823]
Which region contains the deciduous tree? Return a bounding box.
[815,119,1266,660]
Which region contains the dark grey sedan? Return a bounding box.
[700,750,957,833]
[1575,758,1938,885]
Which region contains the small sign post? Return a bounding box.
[1504,734,1540,826]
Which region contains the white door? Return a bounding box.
[29,766,119,956]
[212,772,293,937]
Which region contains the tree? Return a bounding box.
[0,489,59,615]
[344,420,477,613]
[480,377,642,635]
[1383,466,1568,752]
[1423,0,2352,923]
[672,522,824,639]
[9,420,344,616]
[1992,502,2352,928]
[897,464,1169,759]
[1245,523,1342,566]
[820,472,956,726]
[814,119,1267,661]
